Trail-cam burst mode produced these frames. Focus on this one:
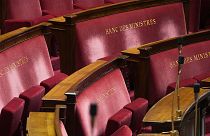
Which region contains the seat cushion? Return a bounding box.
[110,125,132,136]
[31,15,54,25]
[74,0,105,9]
[19,86,45,117]
[0,97,25,136]
[124,98,148,133]
[40,72,68,93]
[105,108,132,135]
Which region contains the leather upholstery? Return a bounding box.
[40,0,81,16]
[40,72,68,93]
[75,3,186,68]
[3,0,54,32]
[124,98,148,133]
[74,0,106,9]
[75,69,148,135]
[148,40,210,105]
[200,0,210,29]
[105,108,132,135]
[0,97,25,136]
[76,69,131,135]
[0,35,54,110]
[188,0,201,32]
[19,86,45,118]
[110,125,132,136]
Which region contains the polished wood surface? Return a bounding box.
[27,112,56,136]
[143,87,210,123]
[43,60,107,103]
[203,77,210,82]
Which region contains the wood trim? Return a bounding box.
[0,22,52,52]
[137,29,210,57]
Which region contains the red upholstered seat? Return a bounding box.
[148,40,210,106]
[110,125,132,136]
[40,72,68,93]
[2,0,54,33]
[0,34,67,111]
[40,0,81,17]
[73,0,106,9]
[60,121,68,136]
[0,97,25,136]
[75,3,186,68]
[74,68,148,135]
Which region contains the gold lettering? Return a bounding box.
[170,51,210,69]
[105,18,157,35]
[0,56,29,77]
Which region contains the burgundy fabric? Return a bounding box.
[188,0,201,32]
[0,35,54,110]
[166,78,196,94]
[148,40,210,106]
[30,15,54,25]
[3,19,32,33]
[0,97,25,136]
[194,71,210,87]
[51,56,61,71]
[105,0,130,3]
[6,0,43,20]
[19,86,45,117]
[124,98,148,133]
[105,108,132,135]
[206,133,210,136]
[193,71,210,81]
[75,3,186,68]
[40,0,81,17]
[110,125,132,136]
[206,114,210,133]
[40,72,68,93]
[76,69,131,135]
[3,14,54,33]
[200,0,210,29]
[98,53,121,61]
[74,0,105,9]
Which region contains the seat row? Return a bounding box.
[42,28,210,135]
[0,0,130,33]
[0,26,68,135]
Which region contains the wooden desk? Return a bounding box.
[27,112,56,136]
[143,87,210,135]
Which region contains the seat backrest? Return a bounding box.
[148,39,210,105]
[74,0,105,9]
[200,0,210,27]
[75,68,131,135]
[6,0,42,20]
[0,97,25,136]
[40,0,74,16]
[0,28,54,110]
[75,2,186,68]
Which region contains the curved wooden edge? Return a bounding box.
[42,60,108,103]
[143,87,210,123]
